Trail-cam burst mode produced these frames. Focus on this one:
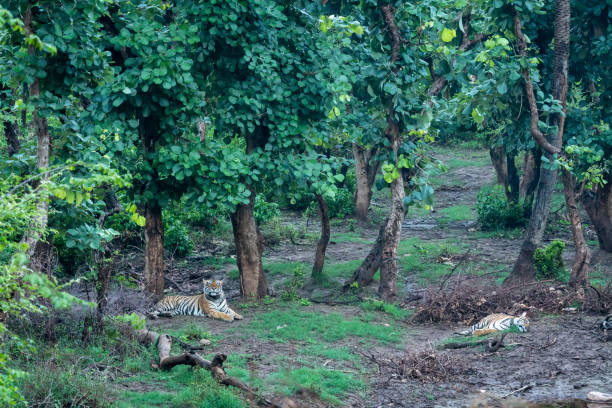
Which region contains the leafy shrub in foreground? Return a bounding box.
[305,188,355,220]
[163,212,194,257]
[476,185,530,230]
[254,195,281,225]
[534,240,566,280]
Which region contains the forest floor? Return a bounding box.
[18,146,612,408]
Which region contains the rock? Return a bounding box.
[587,391,612,402]
[199,338,211,346]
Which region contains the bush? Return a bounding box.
[163,212,194,257]
[533,240,566,280]
[305,188,354,220]
[254,195,281,225]
[476,185,530,230]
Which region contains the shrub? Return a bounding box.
[476,185,530,230]
[533,240,566,280]
[254,195,281,225]
[305,188,354,220]
[163,212,194,257]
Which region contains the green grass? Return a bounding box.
[268,367,365,405]
[470,228,524,239]
[244,305,403,345]
[360,299,411,320]
[299,345,361,363]
[200,256,235,269]
[396,237,465,286]
[437,204,474,224]
[333,232,373,244]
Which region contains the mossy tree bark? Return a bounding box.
[353,143,379,221]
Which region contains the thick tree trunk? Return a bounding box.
[4,119,20,156]
[519,150,539,200]
[505,1,570,286]
[353,143,379,221]
[230,189,268,299]
[312,193,330,279]
[490,146,508,187]
[378,115,404,301]
[144,203,165,301]
[583,177,612,252]
[561,170,591,285]
[231,127,270,300]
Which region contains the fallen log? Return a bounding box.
[136,327,294,408]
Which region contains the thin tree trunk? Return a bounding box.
[312,193,330,279]
[378,114,404,300]
[144,203,165,301]
[231,187,268,299]
[231,126,270,300]
[583,177,612,252]
[507,152,519,202]
[505,1,570,286]
[343,223,384,289]
[353,143,379,221]
[561,170,591,285]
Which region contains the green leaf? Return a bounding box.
[441,28,456,43]
[496,82,508,94]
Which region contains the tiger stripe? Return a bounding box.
[460,312,529,336]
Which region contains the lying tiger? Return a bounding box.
[459,312,529,336]
[148,279,242,322]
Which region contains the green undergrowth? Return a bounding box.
[9,317,248,408]
[396,237,465,286]
[437,204,474,225]
[332,231,373,244]
[360,299,411,320]
[242,305,403,345]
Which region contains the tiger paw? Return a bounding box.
[233,313,243,320]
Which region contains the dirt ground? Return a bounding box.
[81,148,612,407]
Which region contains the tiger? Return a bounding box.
[148,279,242,322]
[459,312,529,336]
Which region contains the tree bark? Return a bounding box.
[353,143,379,221]
[507,152,519,203]
[490,146,508,187]
[583,176,612,252]
[378,114,404,301]
[344,223,384,289]
[4,119,20,156]
[506,1,570,286]
[561,170,591,285]
[144,203,165,301]
[231,188,268,299]
[312,193,330,279]
[231,126,270,300]
[519,150,539,200]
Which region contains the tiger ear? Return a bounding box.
[218,280,223,285]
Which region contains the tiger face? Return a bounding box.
[203,279,224,299]
[516,312,530,332]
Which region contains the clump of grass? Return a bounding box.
[360,299,411,320]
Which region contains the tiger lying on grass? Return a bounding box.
[148,279,242,321]
[459,312,530,336]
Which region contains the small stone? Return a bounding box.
[587,391,612,402]
[199,338,211,346]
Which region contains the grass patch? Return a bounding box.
[332,232,372,244]
[360,299,411,320]
[470,228,524,239]
[299,345,361,363]
[268,367,365,405]
[199,256,235,269]
[437,204,474,224]
[244,306,403,345]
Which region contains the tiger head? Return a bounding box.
[516,312,530,332]
[203,279,224,299]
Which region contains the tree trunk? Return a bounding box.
[230,126,270,300]
[583,176,612,252]
[230,188,268,299]
[506,0,570,286]
[343,223,384,289]
[519,151,539,199]
[506,152,519,203]
[490,146,508,187]
[561,170,591,285]
[144,203,165,301]
[378,115,404,301]
[4,119,20,156]
[312,193,330,279]
[353,143,379,221]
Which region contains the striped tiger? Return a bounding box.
[148,279,242,322]
[459,312,529,336]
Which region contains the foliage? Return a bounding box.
[304,187,354,220]
[476,186,531,230]
[360,299,411,320]
[533,240,566,280]
[280,264,306,302]
[163,211,194,258]
[254,195,281,225]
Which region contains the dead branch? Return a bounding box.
[501,384,533,399]
[485,333,507,353]
[438,339,489,350]
[438,249,471,290]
